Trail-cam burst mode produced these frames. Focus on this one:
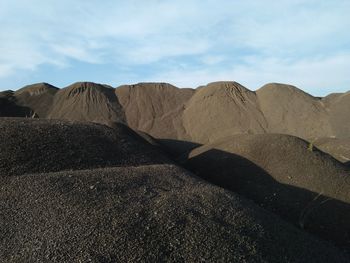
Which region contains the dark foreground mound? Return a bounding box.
[186,134,350,249]
[0,118,168,177]
[1,165,348,262]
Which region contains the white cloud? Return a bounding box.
[147,53,350,96]
[0,0,349,94]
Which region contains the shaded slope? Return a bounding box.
[0,91,31,117]
[14,83,58,118]
[48,82,125,125]
[256,83,331,139]
[1,165,349,262]
[0,118,168,177]
[186,134,350,248]
[116,82,194,139]
[183,82,267,144]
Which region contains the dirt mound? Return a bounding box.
[116,82,194,139]
[256,83,331,139]
[326,91,350,138]
[182,82,267,144]
[314,137,350,164]
[14,83,58,118]
[0,91,31,117]
[48,82,125,125]
[0,118,168,177]
[186,133,350,248]
[1,164,348,262]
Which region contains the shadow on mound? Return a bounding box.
[157,138,201,159]
[0,97,33,117]
[157,139,350,251]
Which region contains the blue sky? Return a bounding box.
[0,0,349,96]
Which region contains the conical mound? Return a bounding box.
[182,81,267,144]
[48,82,125,125]
[256,83,331,139]
[116,82,194,139]
[14,82,59,118]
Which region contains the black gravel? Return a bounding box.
[1,165,349,262]
[0,118,169,177]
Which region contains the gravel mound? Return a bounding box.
[1,164,348,262]
[186,133,350,249]
[0,118,168,177]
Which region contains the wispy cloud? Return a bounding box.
[0,0,349,95]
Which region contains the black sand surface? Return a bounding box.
[1,165,349,262]
[0,118,168,177]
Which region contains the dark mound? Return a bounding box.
[1,165,348,262]
[0,91,31,117]
[48,82,125,125]
[256,83,331,139]
[186,133,350,248]
[182,81,267,144]
[116,82,194,139]
[0,118,168,177]
[14,83,58,118]
[314,137,350,164]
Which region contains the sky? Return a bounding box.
[0,0,349,96]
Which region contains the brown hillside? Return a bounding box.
[48,82,125,125]
[256,83,331,139]
[182,81,267,144]
[116,82,194,139]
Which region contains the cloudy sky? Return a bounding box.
[0,0,349,95]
